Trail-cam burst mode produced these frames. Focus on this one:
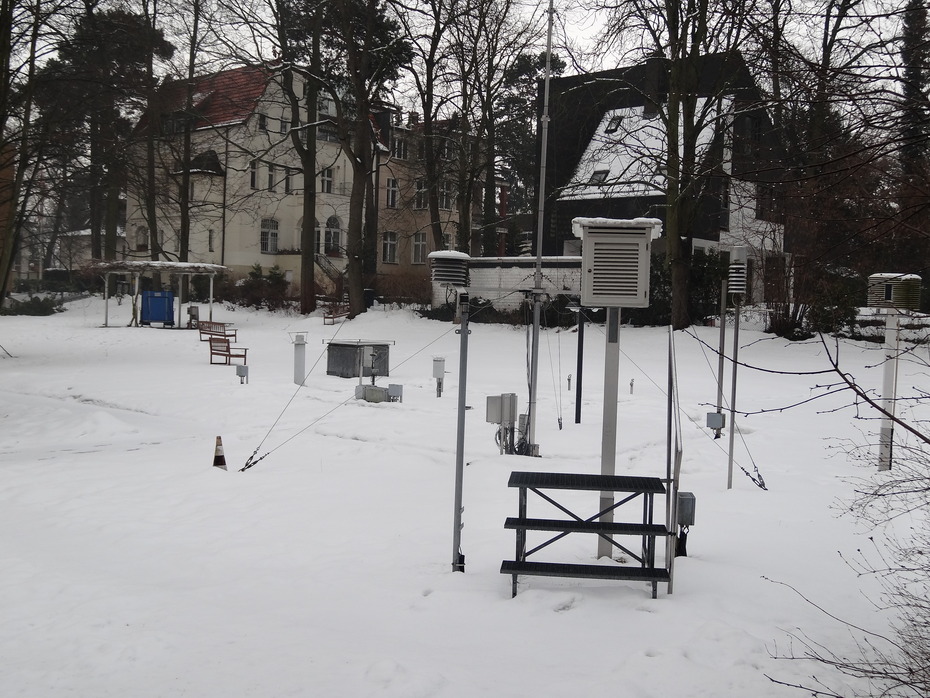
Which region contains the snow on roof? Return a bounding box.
[571,217,663,239]
[559,98,728,201]
[428,251,471,260]
[90,261,228,274]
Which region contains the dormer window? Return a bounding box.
[605,115,623,134]
[588,170,609,185]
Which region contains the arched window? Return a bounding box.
[324,216,341,256]
[260,218,279,253]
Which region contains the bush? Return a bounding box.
[1,296,63,316]
[224,264,294,311]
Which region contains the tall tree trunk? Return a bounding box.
[298,10,321,314]
[345,116,371,316]
[178,0,200,264]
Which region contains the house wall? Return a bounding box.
[125,75,354,295]
[126,74,479,300]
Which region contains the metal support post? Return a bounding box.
[727,297,741,489]
[575,307,585,424]
[878,308,899,470]
[452,293,470,572]
[598,307,621,558]
[293,333,307,386]
[714,278,728,438]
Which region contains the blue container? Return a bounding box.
[141,291,175,326]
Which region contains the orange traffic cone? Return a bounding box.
[213,436,227,470]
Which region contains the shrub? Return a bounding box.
[1,296,63,316]
[225,264,294,311]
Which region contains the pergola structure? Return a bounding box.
[91,261,228,328]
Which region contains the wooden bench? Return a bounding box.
[323,303,350,325]
[199,320,237,341]
[501,471,670,598]
[209,337,248,365]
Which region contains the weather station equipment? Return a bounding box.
[487,393,518,455]
[724,246,748,489]
[572,216,661,558]
[867,273,922,470]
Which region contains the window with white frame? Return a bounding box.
[250,161,258,190]
[284,168,292,194]
[412,231,427,264]
[261,218,279,253]
[324,216,341,255]
[414,179,427,209]
[136,226,149,251]
[438,180,453,210]
[386,178,398,208]
[391,135,408,160]
[442,232,452,250]
[382,231,398,264]
[321,167,333,193]
[267,163,276,192]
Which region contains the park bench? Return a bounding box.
[209,337,248,365]
[199,320,237,341]
[323,303,350,325]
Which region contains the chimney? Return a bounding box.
[407,111,419,126]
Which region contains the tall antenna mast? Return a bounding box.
[525,0,555,456]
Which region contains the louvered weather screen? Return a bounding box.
[573,218,662,308]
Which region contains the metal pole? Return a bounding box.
[727,297,741,489]
[878,307,899,470]
[714,278,728,438]
[666,328,675,593]
[103,272,110,327]
[598,307,621,558]
[452,292,470,572]
[574,307,585,424]
[526,0,555,457]
[294,333,307,386]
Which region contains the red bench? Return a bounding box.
[209,337,248,365]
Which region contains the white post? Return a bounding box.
[598,307,621,559]
[208,274,215,321]
[878,308,899,471]
[452,293,470,571]
[714,278,728,438]
[293,333,307,386]
[727,298,741,490]
[103,272,111,327]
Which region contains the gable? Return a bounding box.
[143,65,270,134]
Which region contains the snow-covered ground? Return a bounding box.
[1,296,922,697]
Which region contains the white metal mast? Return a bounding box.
[526,0,556,456]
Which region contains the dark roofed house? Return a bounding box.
[542,52,790,304]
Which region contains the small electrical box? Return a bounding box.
[706,412,726,430]
[486,393,517,425]
[677,491,696,527]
